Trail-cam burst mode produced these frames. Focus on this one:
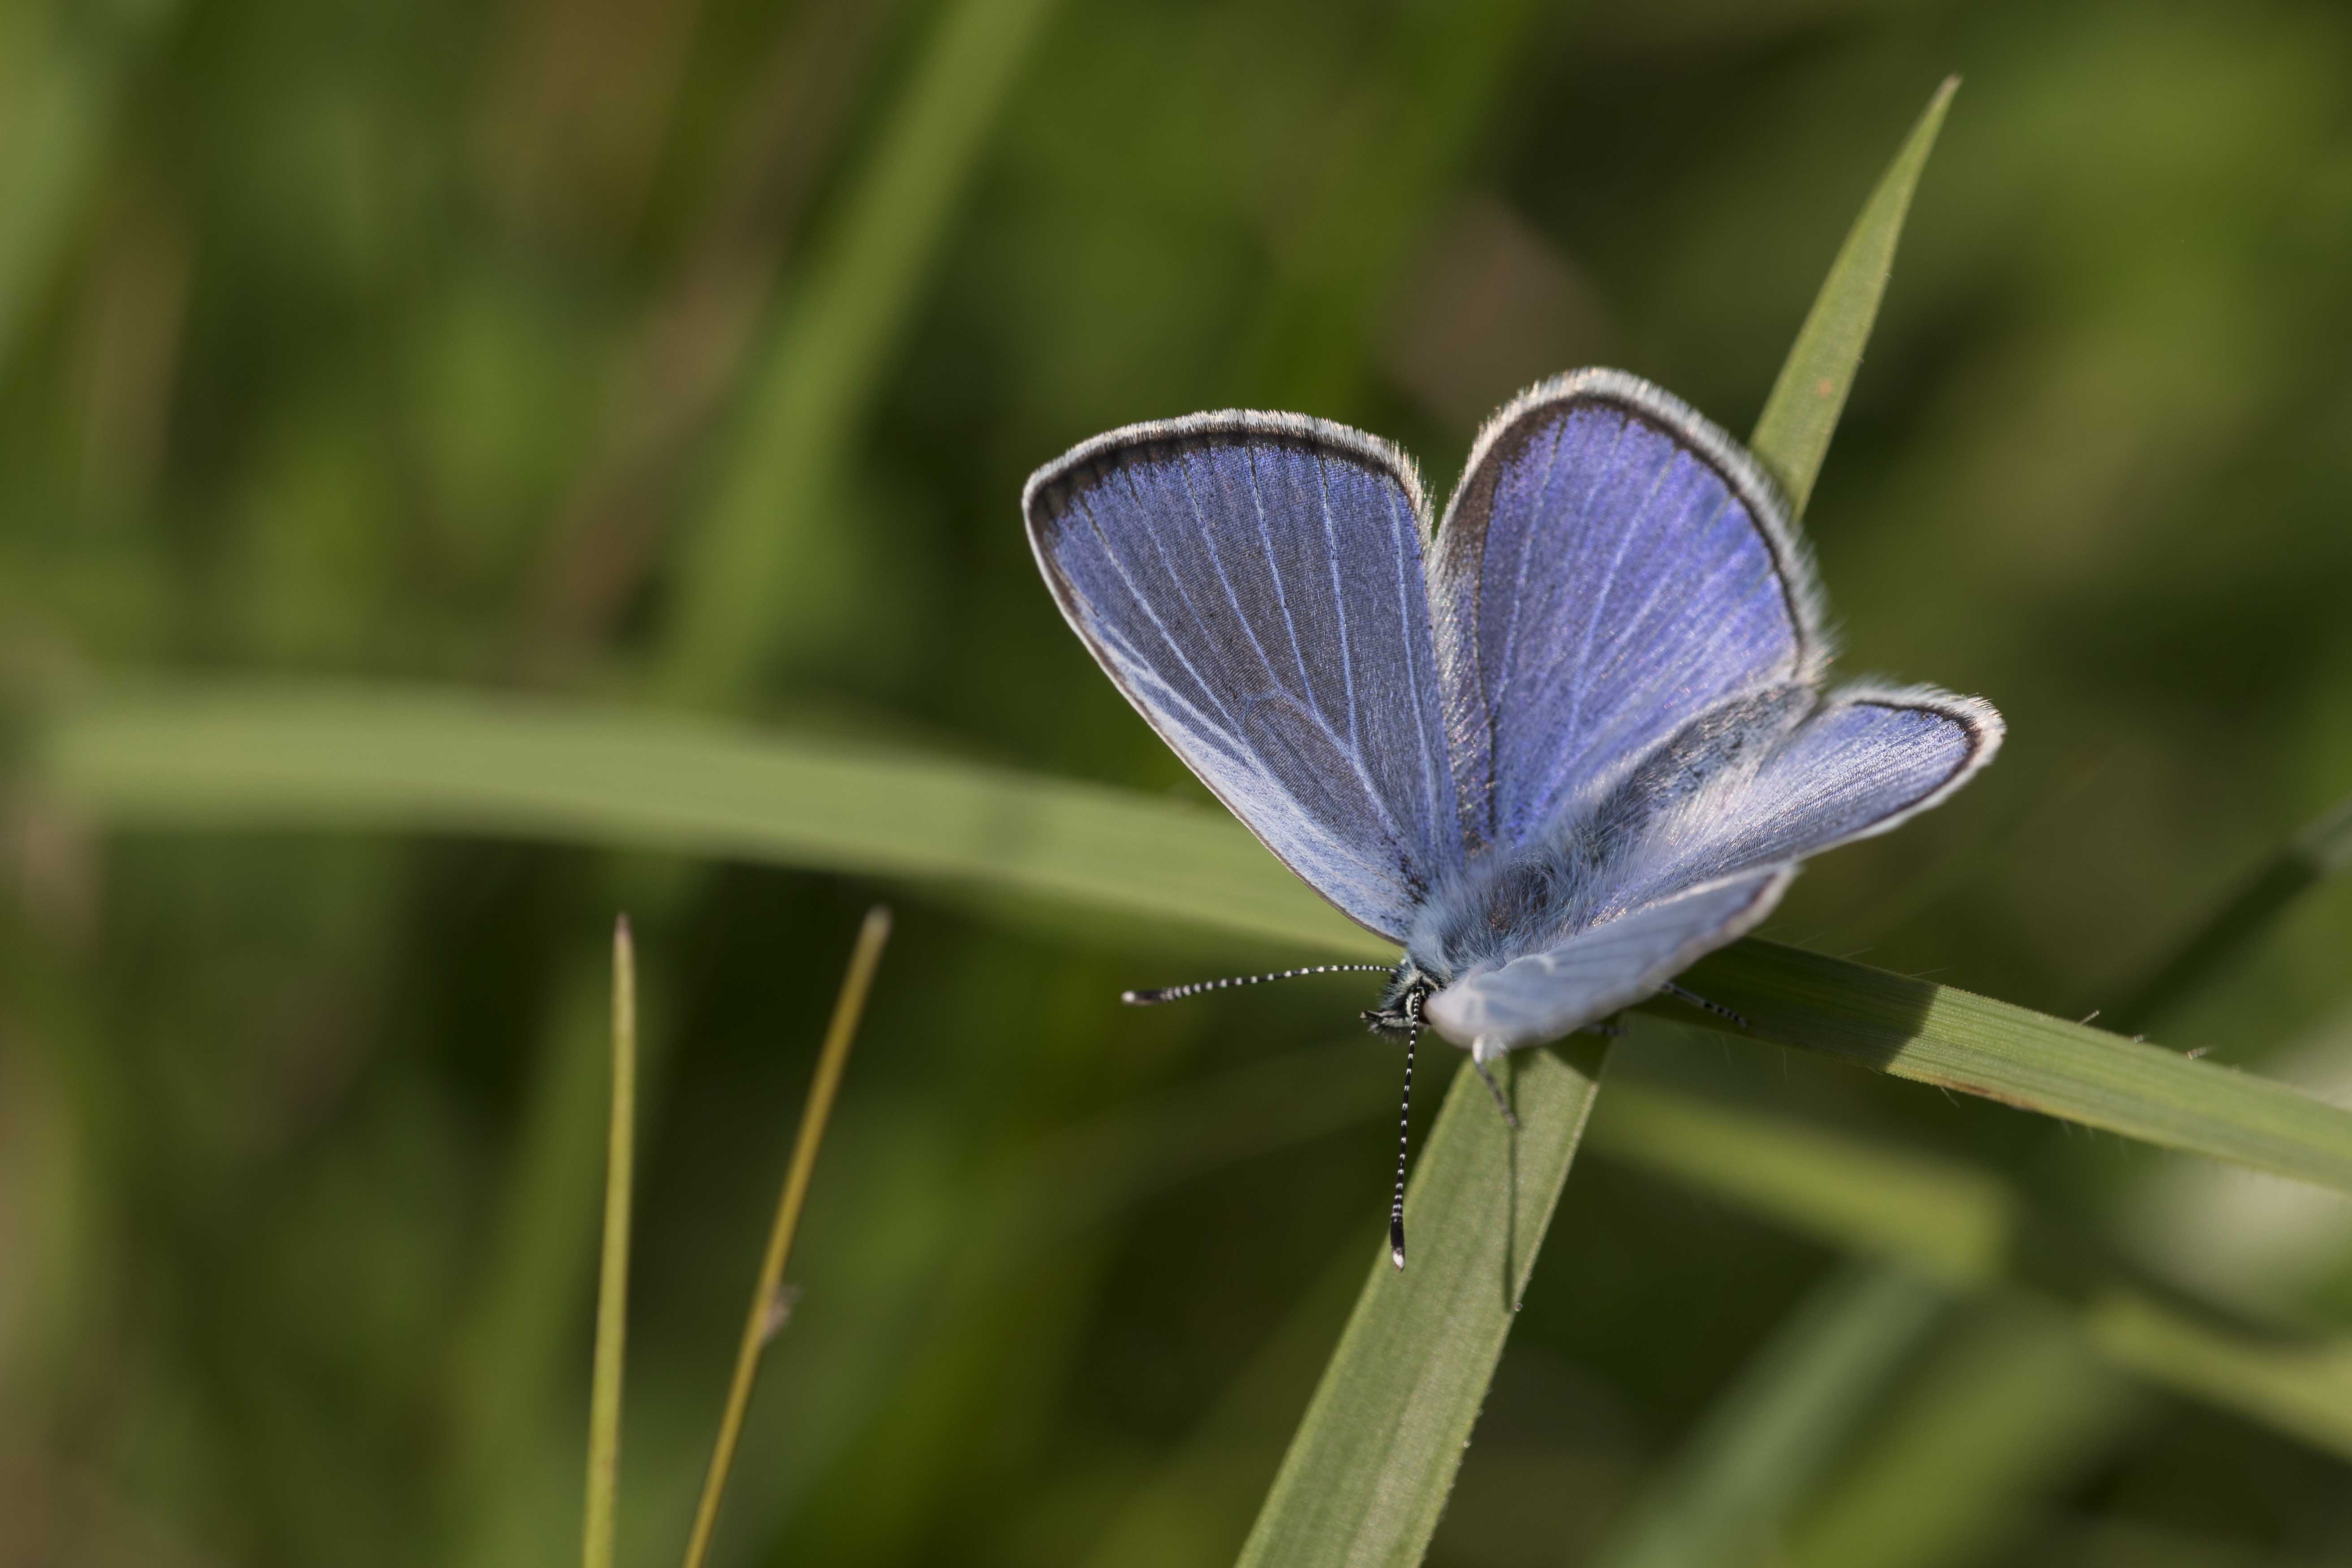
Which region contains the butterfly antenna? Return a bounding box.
[1389,991,1420,1271]
[1120,963,1393,1006]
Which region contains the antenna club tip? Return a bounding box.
[1390,1243,1406,1271]
[1120,990,1147,1006]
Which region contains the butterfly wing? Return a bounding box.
[1617,684,2003,905]
[1430,369,1827,855]
[1025,412,1460,943]
[1423,866,1793,1053]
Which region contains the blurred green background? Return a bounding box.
[6,0,2352,1564]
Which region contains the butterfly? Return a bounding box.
[1023,368,2002,1266]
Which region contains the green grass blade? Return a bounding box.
[1655,939,2352,1195]
[40,682,2352,1197]
[448,948,650,1547]
[1585,1262,1948,1568]
[2110,792,2352,1035]
[1081,1243,1369,1568]
[1234,1040,1608,1568]
[1748,78,1956,514]
[39,682,1371,956]
[659,0,1061,704]
[681,906,890,1568]
[582,918,637,1568]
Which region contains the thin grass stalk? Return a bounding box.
[679,905,892,1568]
[582,916,638,1568]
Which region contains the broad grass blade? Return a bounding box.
[46,683,2352,1197]
[1234,1041,1608,1568]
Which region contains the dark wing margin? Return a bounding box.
[1620,683,2003,903]
[1429,368,1830,857]
[1024,411,1461,943]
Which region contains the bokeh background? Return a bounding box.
[6,0,2352,1564]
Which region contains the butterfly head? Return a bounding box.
[1363,961,1438,1037]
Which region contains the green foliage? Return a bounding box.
[10,4,2352,1568]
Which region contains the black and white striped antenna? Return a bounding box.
[1389,989,1419,1270]
[1120,963,1392,1006]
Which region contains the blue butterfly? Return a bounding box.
[1024,368,2001,1265]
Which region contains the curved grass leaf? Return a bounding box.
[1749,77,1956,513]
[1234,1041,1608,1568]
[42,682,1369,956]
[42,681,2352,1198]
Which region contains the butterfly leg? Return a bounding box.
[1469,1038,1521,1129]
[1578,1016,1629,1038]
[1662,982,1749,1030]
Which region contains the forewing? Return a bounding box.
[1025,412,1459,942]
[1430,369,1826,854]
[1424,867,1792,1051]
[1622,684,2003,904]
